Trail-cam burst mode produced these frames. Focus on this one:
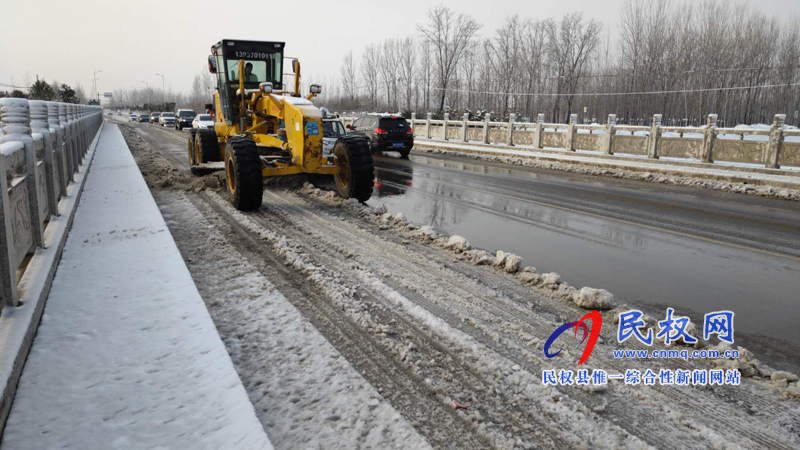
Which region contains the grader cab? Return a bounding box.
[188,39,374,210]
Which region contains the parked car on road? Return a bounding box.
[346,114,414,157]
[129,113,138,122]
[149,112,161,124]
[175,109,196,131]
[159,112,176,127]
[191,114,215,130]
[139,114,150,123]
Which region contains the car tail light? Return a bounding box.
[407,128,413,134]
[375,128,387,135]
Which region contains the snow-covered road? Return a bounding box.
[120,120,800,449]
[2,124,271,450]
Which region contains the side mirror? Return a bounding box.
[259,82,273,94]
[207,55,217,74]
[310,84,322,95]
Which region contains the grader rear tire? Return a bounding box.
[225,137,263,211]
[334,137,374,202]
[187,130,205,176]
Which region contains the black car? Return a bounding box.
[138,114,149,123]
[175,109,196,131]
[347,115,414,157]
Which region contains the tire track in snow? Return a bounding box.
[256,188,799,449]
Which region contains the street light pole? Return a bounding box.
[155,73,165,110]
[93,70,103,103]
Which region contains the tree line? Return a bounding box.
[0,77,86,104]
[321,0,800,126]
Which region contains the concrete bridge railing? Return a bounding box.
[342,112,800,169]
[0,99,103,309]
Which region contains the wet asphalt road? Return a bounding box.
[116,117,800,372]
[369,151,800,372]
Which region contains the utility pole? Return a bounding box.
[155,73,165,110]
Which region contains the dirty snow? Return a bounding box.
[155,193,432,450]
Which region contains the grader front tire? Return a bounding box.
[225,137,263,211]
[334,137,374,202]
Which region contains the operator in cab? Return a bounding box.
[243,62,258,82]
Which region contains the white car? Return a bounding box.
[159,112,176,127]
[129,113,138,122]
[192,114,215,130]
[322,118,347,157]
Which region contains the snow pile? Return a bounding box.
[494,250,522,273]
[574,287,614,310]
[541,272,561,287]
[417,146,800,202]
[444,235,470,252]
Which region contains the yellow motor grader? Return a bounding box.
[188,39,374,210]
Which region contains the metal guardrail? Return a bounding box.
[0,99,103,309]
[343,111,797,169]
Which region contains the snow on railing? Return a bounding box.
[361,111,795,168]
[0,98,103,309]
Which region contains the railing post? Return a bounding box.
[766,114,785,169]
[30,101,58,217]
[426,112,432,139]
[58,103,75,182]
[462,112,469,142]
[65,105,76,172]
[535,113,545,149]
[0,99,45,249]
[443,113,449,141]
[483,113,491,144]
[410,112,416,135]
[604,114,616,154]
[79,106,88,158]
[0,139,19,306]
[648,114,662,159]
[507,113,516,146]
[47,102,67,200]
[0,108,23,307]
[567,113,578,151]
[701,113,718,163]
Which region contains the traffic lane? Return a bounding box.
[116,118,193,174]
[375,152,800,258]
[370,152,800,372]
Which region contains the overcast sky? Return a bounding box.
[1,0,797,100]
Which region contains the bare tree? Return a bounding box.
[340,50,358,106]
[398,37,417,114]
[360,43,380,110]
[378,39,400,111]
[546,12,602,122]
[418,5,481,113]
[486,15,526,118]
